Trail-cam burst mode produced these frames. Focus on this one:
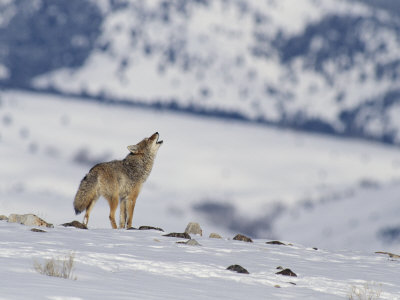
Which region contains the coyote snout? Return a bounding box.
[73,132,163,229]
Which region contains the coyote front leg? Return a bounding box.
[119,199,127,229]
[126,185,142,229]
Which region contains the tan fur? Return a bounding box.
[73,132,163,229]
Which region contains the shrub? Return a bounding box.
[348,282,381,300]
[33,252,76,280]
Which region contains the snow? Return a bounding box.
[1,90,400,244]
[1,90,400,298]
[1,222,400,299]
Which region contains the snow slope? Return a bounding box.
[1,221,399,300]
[1,90,400,252]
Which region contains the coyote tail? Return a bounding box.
[73,172,98,215]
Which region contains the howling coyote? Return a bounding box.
[73,132,163,229]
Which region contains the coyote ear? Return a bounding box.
[127,145,139,153]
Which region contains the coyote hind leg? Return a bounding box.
[83,198,97,226]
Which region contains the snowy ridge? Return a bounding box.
[1,221,400,299]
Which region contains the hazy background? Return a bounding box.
[1,0,400,252]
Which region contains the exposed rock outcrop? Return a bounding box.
[8,214,53,228]
[233,234,253,243]
[184,222,203,236]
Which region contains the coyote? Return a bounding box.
[73,132,163,229]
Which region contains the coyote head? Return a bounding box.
[127,132,163,156]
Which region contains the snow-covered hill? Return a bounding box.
[1,90,400,252]
[1,221,400,300]
[1,0,400,144]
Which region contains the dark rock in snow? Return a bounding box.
[266,240,286,246]
[31,228,46,233]
[233,234,253,243]
[227,264,250,274]
[139,225,164,232]
[163,232,192,239]
[61,220,88,229]
[276,268,297,277]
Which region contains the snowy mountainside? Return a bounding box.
[1,0,400,144]
[1,90,400,252]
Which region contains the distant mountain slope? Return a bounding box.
[1,0,400,144]
[274,182,400,252]
[2,90,400,247]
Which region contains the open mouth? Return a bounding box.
[156,133,163,145]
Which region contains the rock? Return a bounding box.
[127,227,138,230]
[61,220,88,229]
[266,240,286,246]
[31,228,46,233]
[276,266,284,270]
[186,239,201,246]
[163,232,192,239]
[276,268,297,277]
[233,234,253,243]
[313,247,318,250]
[139,225,164,232]
[184,222,203,236]
[375,251,400,259]
[176,239,201,246]
[209,233,222,239]
[8,214,53,228]
[227,264,249,274]
[0,215,8,221]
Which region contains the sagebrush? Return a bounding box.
[33,252,76,280]
[348,282,381,300]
